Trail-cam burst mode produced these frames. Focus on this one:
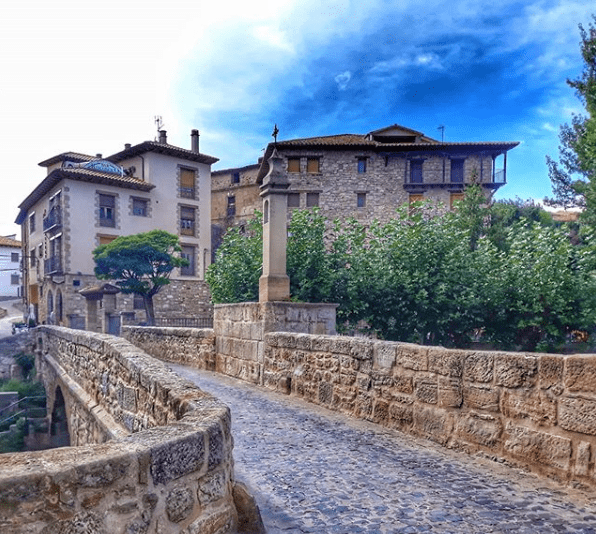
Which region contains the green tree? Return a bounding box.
[545,15,596,223]
[206,214,263,303]
[93,230,187,325]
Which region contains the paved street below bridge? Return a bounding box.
[171,364,596,534]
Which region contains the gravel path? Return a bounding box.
[171,364,596,534]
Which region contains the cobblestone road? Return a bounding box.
[171,365,596,534]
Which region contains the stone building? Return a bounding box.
[16,130,218,331]
[212,124,519,238]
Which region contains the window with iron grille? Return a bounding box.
[11,274,19,285]
[99,194,116,227]
[180,206,196,236]
[11,252,19,263]
[357,192,366,208]
[29,213,36,233]
[231,172,240,184]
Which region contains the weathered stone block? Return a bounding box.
[494,353,537,388]
[415,377,437,404]
[397,343,428,371]
[501,390,557,426]
[166,486,195,523]
[464,352,493,383]
[565,356,596,393]
[575,441,591,477]
[388,402,414,428]
[559,396,596,436]
[505,423,571,471]
[329,337,353,355]
[413,407,453,446]
[150,433,205,485]
[198,470,228,506]
[318,381,334,406]
[372,399,390,424]
[463,385,499,412]
[538,355,564,391]
[428,348,464,377]
[350,339,374,361]
[373,342,397,372]
[455,413,502,448]
[438,377,462,408]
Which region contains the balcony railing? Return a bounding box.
[43,207,62,232]
[493,169,506,184]
[44,255,62,275]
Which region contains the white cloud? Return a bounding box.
[334,71,352,91]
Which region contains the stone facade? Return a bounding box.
[212,125,519,236]
[0,326,238,534]
[124,308,596,489]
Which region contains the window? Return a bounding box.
[287,158,300,173]
[357,193,366,208]
[133,294,144,310]
[450,193,465,210]
[180,168,196,199]
[450,159,464,183]
[11,274,19,285]
[11,252,19,263]
[357,158,367,173]
[180,246,196,276]
[288,193,300,208]
[99,194,116,227]
[307,157,320,173]
[98,235,117,245]
[232,172,240,184]
[180,206,196,236]
[30,249,36,267]
[306,192,319,207]
[29,213,36,233]
[132,197,148,216]
[227,196,236,217]
[410,160,424,183]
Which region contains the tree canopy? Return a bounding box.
[206,198,596,352]
[93,230,187,325]
[545,15,596,223]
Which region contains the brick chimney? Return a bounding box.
[158,130,167,144]
[191,129,200,152]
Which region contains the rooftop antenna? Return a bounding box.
[154,116,164,138]
[272,124,279,148]
[437,125,445,142]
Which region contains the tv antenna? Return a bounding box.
[155,116,164,133]
[437,125,445,142]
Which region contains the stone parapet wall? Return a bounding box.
[0,326,237,534]
[263,333,596,487]
[122,326,216,370]
[123,317,596,488]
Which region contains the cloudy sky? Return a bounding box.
[0,0,592,237]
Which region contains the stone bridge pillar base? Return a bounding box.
[213,301,337,386]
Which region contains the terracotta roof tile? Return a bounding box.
[0,236,20,247]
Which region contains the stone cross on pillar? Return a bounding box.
[259,148,290,302]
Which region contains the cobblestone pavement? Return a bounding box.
[171,365,596,534]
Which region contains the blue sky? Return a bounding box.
[0,0,593,236]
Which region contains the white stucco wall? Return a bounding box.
[0,244,21,297]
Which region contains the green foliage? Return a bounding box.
[13,352,35,381]
[545,15,596,223]
[206,202,596,352]
[206,214,263,303]
[0,378,45,398]
[93,230,187,324]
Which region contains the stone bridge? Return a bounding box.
[2,301,596,533]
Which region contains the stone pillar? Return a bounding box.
[85,298,101,333]
[259,148,290,302]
